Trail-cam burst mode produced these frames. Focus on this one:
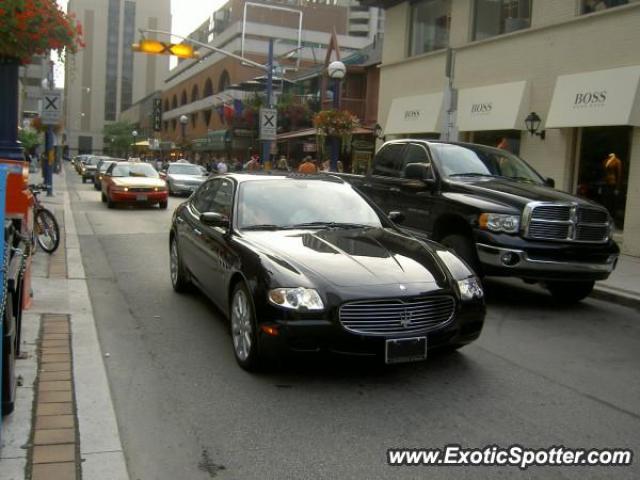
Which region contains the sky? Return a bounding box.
[54,0,226,83]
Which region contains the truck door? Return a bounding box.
[396,143,438,239]
[364,142,407,209]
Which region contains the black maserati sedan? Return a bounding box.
[169,173,485,371]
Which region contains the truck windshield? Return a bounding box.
[431,144,544,184]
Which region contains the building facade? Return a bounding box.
[64,0,171,155]
[157,0,375,160]
[19,55,50,122]
[369,0,640,256]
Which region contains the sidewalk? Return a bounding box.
[0,168,129,480]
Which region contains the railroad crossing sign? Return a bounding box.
[259,107,277,141]
[41,90,62,125]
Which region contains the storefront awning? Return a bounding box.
[457,81,530,132]
[384,93,443,135]
[277,127,374,141]
[546,65,640,128]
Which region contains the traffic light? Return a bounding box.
[132,39,200,59]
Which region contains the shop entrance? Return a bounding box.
[471,130,521,155]
[576,126,631,230]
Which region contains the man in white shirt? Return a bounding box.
[217,158,229,174]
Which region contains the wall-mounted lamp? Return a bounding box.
[525,112,545,140]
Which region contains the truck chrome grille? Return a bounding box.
[338,296,455,336]
[524,203,609,243]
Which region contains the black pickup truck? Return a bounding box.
[336,139,619,303]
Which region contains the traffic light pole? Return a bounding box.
[43,62,55,196]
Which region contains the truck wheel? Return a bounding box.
[440,234,482,276]
[546,281,595,304]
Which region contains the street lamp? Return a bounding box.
[131,130,138,158]
[179,114,188,158]
[327,60,346,172]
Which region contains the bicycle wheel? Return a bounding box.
[35,208,60,254]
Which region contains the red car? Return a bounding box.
[101,161,168,209]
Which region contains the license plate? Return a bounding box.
[136,194,147,201]
[385,337,427,364]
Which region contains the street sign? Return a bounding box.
[152,98,162,132]
[41,90,62,125]
[259,107,277,141]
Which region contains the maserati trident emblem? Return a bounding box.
[400,309,412,328]
[399,284,406,291]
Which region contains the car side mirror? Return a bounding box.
[544,177,555,188]
[388,211,405,224]
[159,171,167,179]
[404,163,435,185]
[200,212,229,229]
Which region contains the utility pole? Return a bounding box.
[441,48,458,142]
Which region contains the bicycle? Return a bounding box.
[29,184,60,254]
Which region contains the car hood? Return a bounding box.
[112,177,166,188]
[447,178,602,212]
[167,174,206,182]
[242,227,450,288]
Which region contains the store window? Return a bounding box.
[576,126,631,229]
[581,0,631,14]
[408,0,451,57]
[472,130,521,155]
[473,0,531,41]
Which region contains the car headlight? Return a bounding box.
[268,288,324,311]
[456,277,484,301]
[479,213,520,233]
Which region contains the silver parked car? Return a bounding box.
[160,162,208,195]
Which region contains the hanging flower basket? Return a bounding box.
[0,0,84,63]
[313,109,360,158]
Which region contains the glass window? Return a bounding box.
[168,164,205,175]
[409,0,451,56]
[237,180,383,229]
[208,180,234,217]
[431,143,544,184]
[111,163,159,178]
[372,143,405,177]
[581,0,630,14]
[402,143,433,178]
[192,181,219,213]
[473,0,531,41]
[576,126,631,229]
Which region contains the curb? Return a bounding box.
[591,286,640,310]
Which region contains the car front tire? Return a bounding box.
[159,200,168,209]
[230,283,263,372]
[440,234,482,276]
[169,236,190,293]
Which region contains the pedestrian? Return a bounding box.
[277,155,289,171]
[233,157,243,171]
[217,157,229,174]
[247,155,260,172]
[298,156,317,174]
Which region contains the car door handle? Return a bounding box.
[363,183,373,188]
[176,217,184,224]
[193,228,202,236]
[389,187,400,192]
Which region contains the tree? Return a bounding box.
[103,121,136,157]
[18,128,41,153]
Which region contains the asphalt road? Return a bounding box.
[66,165,640,480]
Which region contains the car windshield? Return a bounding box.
[168,164,203,175]
[238,180,383,230]
[111,163,159,178]
[431,144,544,184]
[98,161,115,173]
[86,157,100,166]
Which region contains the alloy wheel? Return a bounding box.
[231,289,253,362]
[170,239,179,287]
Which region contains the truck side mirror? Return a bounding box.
[388,211,405,224]
[404,163,435,185]
[544,177,555,188]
